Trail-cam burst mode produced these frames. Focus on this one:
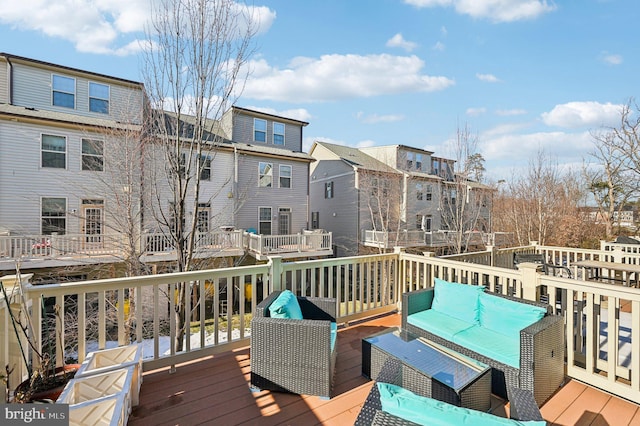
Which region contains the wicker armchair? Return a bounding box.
[355,358,544,426]
[250,291,337,398]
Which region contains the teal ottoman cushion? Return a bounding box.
[377,382,545,426]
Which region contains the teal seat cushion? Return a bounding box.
[268,290,303,319]
[331,322,338,351]
[453,325,520,368]
[478,293,546,338]
[407,309,475,341]
[431,278,485,324]
[378,382,545,426]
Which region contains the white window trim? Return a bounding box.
[254,118,267,143]
[259,162,273,188]
[279,164,292,189]
[41,196,68,235]
[81,138,104,172]
[273,122,285,145]
[51,74,76,109]
[88,81,110,114]
[41,133,67,170]
[258,206,272,234]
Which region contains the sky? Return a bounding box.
[0,0,637,182]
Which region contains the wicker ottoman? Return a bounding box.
[362,327,491,412]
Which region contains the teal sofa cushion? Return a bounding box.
[268,290,303,319]
[431,278,484,324]
[478,292,546,338]
[377,382,545,426]
[407,309,475,341]
[453,325,520,368]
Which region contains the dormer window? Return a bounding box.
[406,152,414,169]
[52,75,75,109]
[273,122,285,145]
[254,118,267,142]
[416,154,422,170]
[89,82,110,114]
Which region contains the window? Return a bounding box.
[406,152,414,169]
[416,215,423,230]
[416,154,423,170]
[311,212,319,229]
[273,122,285,145]
[279,165,291,188]
[416,183,423,201]
[42,198,66,235]
[424,215,432,231]
[259,162,273,187]
[89,82,110,114]
[254,118,266,142]
[42,134,66,168]
[259,207,272,235]
[325,181,334,199]
[425,184,432,201]
[199,155,211,181]
[196,203,210,232]
[52,75,75,108]
[82,139,104,171]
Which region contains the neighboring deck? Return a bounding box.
[128,313,640,426]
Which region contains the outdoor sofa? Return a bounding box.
[250,290,337,398]
[401,278,564,405]
[355,357,546,425]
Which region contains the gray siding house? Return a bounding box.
[0,53,321,265]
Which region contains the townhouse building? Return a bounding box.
[0,53,324,276]
[309,142,491,257]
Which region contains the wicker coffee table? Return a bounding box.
[362,327,491,411]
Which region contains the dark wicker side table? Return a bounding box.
[362,327,492,412]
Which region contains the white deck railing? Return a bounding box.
[2,246,640,405]
[244,231,332,258]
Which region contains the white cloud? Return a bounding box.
[0,0,275,55]
[599,51,623,65]
[242,54,455,102]
[541,101,622,128]
[404,0,557,23]
[357,140,378,148]
[356,112,405,124]
[481,130,592,162]
[244,106,312,122]
[386,33,418,52]
[433,41,446,51]
[466,107,487,116]
[476,73,500,83]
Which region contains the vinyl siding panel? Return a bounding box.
[232,112,302,152]
[10,62,143,124]
[309,160,358,257]
[0,58,8,104]
[235,154,309,233]
[0,120,124,234]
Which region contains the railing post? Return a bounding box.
[268,256,284,292]
[486,245,496,266]
[517,262,542,301]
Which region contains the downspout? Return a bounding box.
[6,55,14,104]
[233,145,238,228]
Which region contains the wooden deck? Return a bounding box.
[128,313,640,426]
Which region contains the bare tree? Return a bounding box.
[141,0,257,351]
[358,169,404,253]
[440,124,491,254]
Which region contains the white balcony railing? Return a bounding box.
[0,230,331,262]
[2,245,640,405]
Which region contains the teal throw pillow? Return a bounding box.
[268,290,303,319]
[431,277,485,324]
[478,292,546,338]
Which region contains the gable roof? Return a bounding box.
[312,141,401,174]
